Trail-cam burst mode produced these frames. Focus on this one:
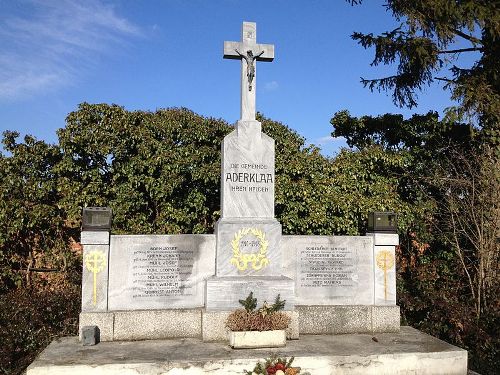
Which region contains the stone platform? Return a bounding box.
[27,327,467,375]
[79,306,399,342]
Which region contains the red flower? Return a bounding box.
[275,363,286,371]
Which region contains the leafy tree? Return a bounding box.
[342,4,499,371]
[429,148,500,318]
[331,109,499,374]
[348,0,500,139]
[57,103,230,235]
[262,113,416,236]
[0,132,78,292]
[331,110,472,151]
[0,287,80,375]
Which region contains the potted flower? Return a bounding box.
[226,292,291,349]
[244,355,311,375]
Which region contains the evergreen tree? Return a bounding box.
[348,0,500,141]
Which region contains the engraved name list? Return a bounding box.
[131,246,195,300]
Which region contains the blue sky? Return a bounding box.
[0,0,456,155]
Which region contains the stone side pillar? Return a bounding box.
[81,231,110,312]
[368,233,398,305]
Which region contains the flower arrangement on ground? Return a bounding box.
[225,292,290,331]
[244,355,311,375]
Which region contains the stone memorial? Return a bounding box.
[206,21,295,312]
[28,20,469,375]
[78,21,400,342]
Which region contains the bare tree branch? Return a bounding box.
[451,28,483,46]
[438,47,483,54]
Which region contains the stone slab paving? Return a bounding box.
[27,327,467,374]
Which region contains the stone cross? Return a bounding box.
[224,22,274,121]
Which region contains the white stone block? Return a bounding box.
[206,276,295,311]
[81,244,109,312]
[220,123,275,219]
[113,309,201,340]
[282,235,374,305]
[81,231,109,245]
[374,245,397,305]
[201,310,232,342]
[107,234,215,310]
[369,232,399,246]
[216,218,282,276]
[297,305,372,334]
[27,327,468,375]
[371,305,400,333]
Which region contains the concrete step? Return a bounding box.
[27,326,467,375]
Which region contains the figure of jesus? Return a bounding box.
[235,49,265,91]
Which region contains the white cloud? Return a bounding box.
[264,80,279,91]
[315,135,340,145]
[312,135,347,156]
[0,0,142,100]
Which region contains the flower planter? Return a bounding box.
[229,330,286,349]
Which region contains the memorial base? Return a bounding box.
[27,327,468,375]
[297,305,400,334]
[79,309,202,342]
[78,306,398,342]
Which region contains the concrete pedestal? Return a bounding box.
[27,327,467,375]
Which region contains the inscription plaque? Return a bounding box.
[225,162,273,194]
[131,246,194,300]
[299,245,356,294]
[108,235,215,310]
[281,236,374,305]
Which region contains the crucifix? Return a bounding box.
[224,22,275,121]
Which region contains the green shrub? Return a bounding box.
[0,287,80,375]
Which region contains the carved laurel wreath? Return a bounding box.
[230,228,269,271]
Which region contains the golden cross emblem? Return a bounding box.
[376,250,395,300]
[84,250,107,305]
